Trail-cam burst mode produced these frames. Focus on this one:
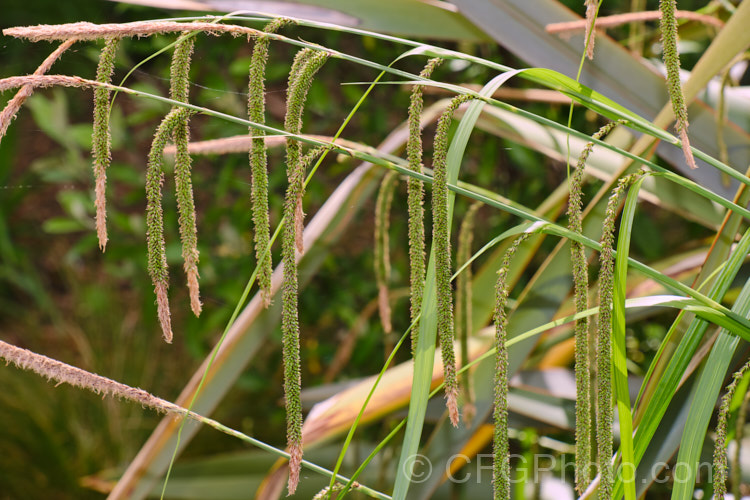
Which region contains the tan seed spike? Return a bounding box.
[0,39,76,142]
[155,281,173,344]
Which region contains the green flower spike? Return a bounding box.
[596,172,642,498]
[146,109,184,343]
[281,48,328,495]
[584,0,599,60]
[91,36,119,251]
[660,0,697,169]
[169,34,202,317]
[374,170,398,335]
[456,200,482,425]
[493,233,530,500]
[249,18,290,307]
[407,57,442,356]
[570,120,617,493]
[713,358,750,499]
[433,93,474,427]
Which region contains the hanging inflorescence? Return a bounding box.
[248,18,290,307]
[583,0,599,59]
[170,33,202,318]
[493,233,531,500]
[456,200,482,425]
[596,171,642,498]
[660,0,697,169]
[569,120,618,494]
[374,170,399,335]
[406,57,442,356]
[432,93,475,427]
[713,358,750,499]
[280,47,329,495]
[144,33,200,343]
[91,37,119,251]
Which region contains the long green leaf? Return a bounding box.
[612,177,645,500]
[610,228,750,499]
[670,277,750,499]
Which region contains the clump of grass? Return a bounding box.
[713,358,750,499]
[569,121,617,493]
[456,200,482,424]
[169,34,202,317]
[433,93,474,427]
[407,57,442,356]
[659,0,697,169]
[374,170,398,335]
[596,171,642,498]
[493,233,530,500]
[91,37,119,251]
[249,18,290,307]
[281,47,328,495]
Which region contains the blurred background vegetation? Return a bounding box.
[0,0,734,498]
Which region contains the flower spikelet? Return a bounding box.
[146,108,183,343]
[660,0,697,169]
[249,18,290,307]
[713,358,750,499]
[169,34,202,317]
[493,233,530,500]
[433,93,474,427]
[281,48,327,492]
[596,172,641,497]
[92,37,120,251]
[407,57,442,355]
[374,170,398,334]
[456,200,482,424]
[570,120,617,493]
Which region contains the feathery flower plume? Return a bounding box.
[660,0,697,169]
[91,37,120,251]
[570,121,617,493]
[433,93,474,427]
[146,109,185,343]
[169,34,202,317]
[281,48,328,494]
[0,339,184,415]
[456,200,482,425]
[3,21,263,42]
[713,358,750,499]
[374,170,398,335]
[407,57,442,356]
[493,233,530,500]
[0,39,76,142]
[596,172,641,498]
[584,0,599,59]
[249,18,290,308]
